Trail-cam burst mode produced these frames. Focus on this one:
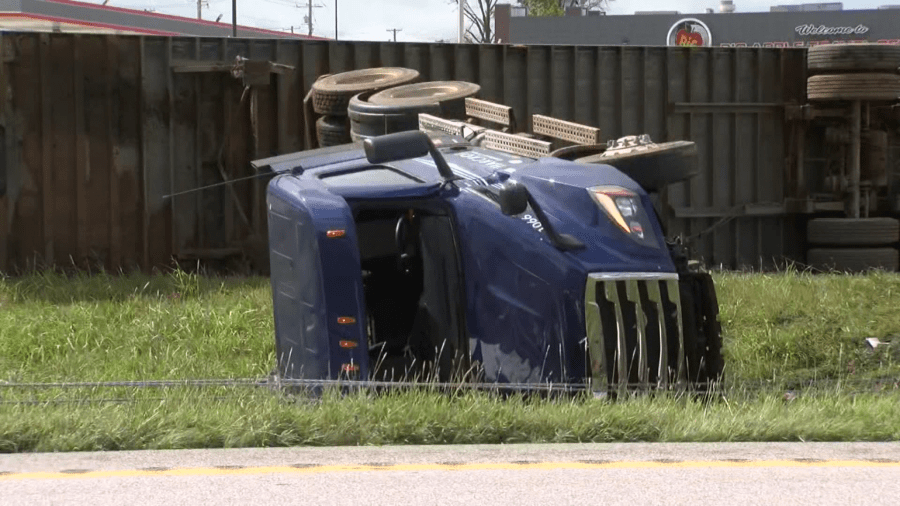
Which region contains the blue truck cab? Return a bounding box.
[253,127,723,392]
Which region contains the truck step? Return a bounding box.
[481,130,552,159]
[418,113,468,137]
[465,97,516,130]
[532,114,602,145]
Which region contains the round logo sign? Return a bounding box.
[666,18,712,47]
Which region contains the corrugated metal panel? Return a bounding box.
[0,33,807,272]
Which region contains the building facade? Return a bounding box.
[495,2,900,47]
[0,0,323,38]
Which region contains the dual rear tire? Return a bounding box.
[806,44,900,102]
[804,46,900,272]
[311,68,421,148]
[310,68,482,146]
[348,81,480,139]
[806,217,900,272]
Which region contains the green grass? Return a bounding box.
[2,388,898,452]
[716,268,900,383]
[1,268,899,451]
[0,270,274,382]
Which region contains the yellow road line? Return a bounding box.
[1,459,898,481]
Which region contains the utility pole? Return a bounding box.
[387,28,401,42]
[334,0,338,41]
[458,0,465,43]
[232,0,237,36]
[299,2,324,36]
[196,0,208,20]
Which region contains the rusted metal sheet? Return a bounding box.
[0,33,808,272]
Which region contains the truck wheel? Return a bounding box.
[367,81,480,120]
[807,217,900,246]
[311,67,420,116]
[808,44,900,74]
[348,91,443,137]
[807,248,899,272]
[316,115,351,147]
[576,140,699,193]
[807,73,900,102]
[679,272,724,387]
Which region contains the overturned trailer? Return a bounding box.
[2,35,898,275]
[790,44,900,272]
[252,68,723,393]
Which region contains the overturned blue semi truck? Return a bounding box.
[251,68,723,392]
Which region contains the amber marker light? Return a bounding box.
[326,229,346,238]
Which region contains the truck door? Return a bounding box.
[267,175,369,381]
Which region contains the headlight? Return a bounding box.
[587,186,658,247]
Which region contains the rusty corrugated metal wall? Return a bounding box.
[0,33,807,272]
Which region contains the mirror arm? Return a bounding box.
[427,143,460,183]
[525,192,585,251]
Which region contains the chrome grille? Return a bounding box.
[584,273,684,393]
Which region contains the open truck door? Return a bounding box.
[266,176,369,381]
[257,131,457,382]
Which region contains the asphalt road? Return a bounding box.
[2,442,899,505]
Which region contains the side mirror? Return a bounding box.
[363,130,431,164]
[363,130,458,182]
[498,181,529,216]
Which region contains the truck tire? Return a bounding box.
[316,115,351,147]
[348,91,443,138]
[807,248,899,272]
[807,217,900,246]
[808,44,900,74]
[679,272,724,387]
[807,73,900,102]
[311,67,420,116]
[367,81,480,120]
[576,140,699,193]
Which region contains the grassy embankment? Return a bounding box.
[0,269,898,451]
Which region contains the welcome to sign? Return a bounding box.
[795,24,870,36]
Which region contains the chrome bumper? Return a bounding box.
[584,272,685,393]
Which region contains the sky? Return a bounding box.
[80,0,897,42]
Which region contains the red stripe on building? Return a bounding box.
[43,0,329,39]
[0,12,181,35]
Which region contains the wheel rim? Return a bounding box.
[368,81,480,107]
[313,68,420,94]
